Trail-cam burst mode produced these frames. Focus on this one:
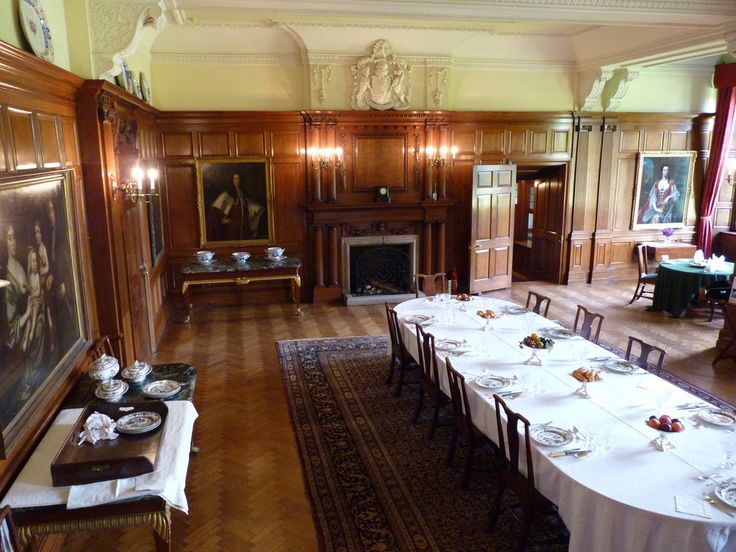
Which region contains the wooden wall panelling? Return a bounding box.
[199,131,230,157]
[37,113,62,168]
[0,42,95,501]
[7,106,38,169]
[60,117,79,167]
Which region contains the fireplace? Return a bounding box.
[341,235,418,305]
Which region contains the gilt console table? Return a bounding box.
[180,256,302,322]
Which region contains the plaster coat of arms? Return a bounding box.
[351,40,412,111]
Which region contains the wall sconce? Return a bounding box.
[424,145,458,199]
[726,157,736,185]
[111,165,159,204]
[308,147,344,202]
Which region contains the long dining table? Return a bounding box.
[394,296,736,552]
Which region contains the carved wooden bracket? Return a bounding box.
[343,222,414,236]
[97,93,138,154]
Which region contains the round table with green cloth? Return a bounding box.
[650,258,734,317]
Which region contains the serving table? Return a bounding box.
[394,297,736,552]
[181,256,302,322]
[651,259,734,317]
[641,241,698,262]
[1,401,197,551]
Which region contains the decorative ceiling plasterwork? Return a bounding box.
[311,65,333,105]
[428,67,449,109]
[602,68,639,111]
[152,53,302,65]
[351,40,412,111]
[90,0,167,79]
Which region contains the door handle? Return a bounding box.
[474,244,481,249]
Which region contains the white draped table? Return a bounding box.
[395,296,736,552]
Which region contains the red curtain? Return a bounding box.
[696,64,736,257]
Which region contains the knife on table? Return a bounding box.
[549,449,585,457]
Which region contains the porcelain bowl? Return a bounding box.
[196,250,215,263]
[232,251,251,262]
[266,247,285,258]
[88,354,120,382]
[121,360,152,383]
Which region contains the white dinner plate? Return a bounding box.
[603,359,639,374]
[697,407,736,427]
[529,425,574,447]
[116,411,162,434]
[143,380,181,399]
[475,375,511,391]
[435,338,464,351]
[19,0,54,63]
[506,306,530,315]
[714,482,736,509]
[404,314,433,325]
[545,328,577,340]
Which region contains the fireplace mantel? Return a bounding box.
[303,200,455,302]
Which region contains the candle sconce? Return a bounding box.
[726,157,736,185]
[111,164,159,204]
[309,147,344,202]
[424,145,457,199]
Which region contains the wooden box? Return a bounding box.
[50,401,168,487]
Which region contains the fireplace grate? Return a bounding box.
[349,244,412,296]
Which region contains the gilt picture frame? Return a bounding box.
[631,151,696,230]
[0,170,88,457]
[196,158,275,247]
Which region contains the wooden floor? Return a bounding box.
[61,279,734,551]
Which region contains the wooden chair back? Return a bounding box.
[385,303,402,357]
[625,336,666,375]
[89,335,115,359]
[573,305,605,343]
[713,304,736,364]
[416,324,440,385]
[493,394,536,497]
[525,291,551,317]
[0,505,22,552]
[446,358,474,437]
[415,273,448,297]
[635,244,651,277]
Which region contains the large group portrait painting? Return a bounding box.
[0,171,85,455]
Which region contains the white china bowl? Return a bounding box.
[196,250,215,262]
[233,251,251,262]
[121,360,152,383]
[88,354,120,382]
[266,247,285,258]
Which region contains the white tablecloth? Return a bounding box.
[1,400,198,513]
[395,297,736,552]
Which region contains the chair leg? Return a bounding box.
[446,427,458,467]
[394,359,407,397]
[709,303,715,322]
[412,387,425,423]
[713,339,735,365]
[427,398,442,439]
[385,355,397,385]
[461,440,475,489]
[487,478,506,532]
[628,283,642,304]
[517,505,534,552]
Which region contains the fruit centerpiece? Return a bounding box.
[519,333,554,365]
[455,293,473,301]
[647,414,684,433]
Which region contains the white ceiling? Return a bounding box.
[150,0,736,71]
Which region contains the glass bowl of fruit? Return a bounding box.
[519,333,554,365]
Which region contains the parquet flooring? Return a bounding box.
[59,280,734,551]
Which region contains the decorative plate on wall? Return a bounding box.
[116,61,134,93]
[19,0,54,63]
[132,73,143,99]
[140,72,152,103]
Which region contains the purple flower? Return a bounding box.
[662,228,675,237]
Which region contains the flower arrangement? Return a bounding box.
[662,228,675,237]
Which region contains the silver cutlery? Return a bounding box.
[549,449,590,458]
[703,495,736,517]
[497,391,522,400]
[572,425,588,442]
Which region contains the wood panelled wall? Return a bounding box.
[155,112,309,300]
[0,44,96,493]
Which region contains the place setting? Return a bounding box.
[402,313,437,326]
[434,337,471,356]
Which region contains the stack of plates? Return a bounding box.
[142,380,182,399]
[116,411,162,434]
[95,379,129,401]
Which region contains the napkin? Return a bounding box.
[674,495,711,518]
[77,412,118,445]
[693,249,705,263]
[705,254,728,273]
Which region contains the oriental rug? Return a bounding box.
[277,336,569,552]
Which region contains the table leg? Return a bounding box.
[182,283,193,324]
[292,276,303,316]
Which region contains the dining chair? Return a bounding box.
[703,274,736,322]
[525,291,551,317]
[573,304,605,344]
[0,505,22,552]
[625,336,666,376]
[488,394,558,551]
[385,303,417,396]
[629,244,657,304]
[445,358,498,488]
[89,334,117,359]
[415,273,448,297]
[412,324,449,439]
[713,304,736,365]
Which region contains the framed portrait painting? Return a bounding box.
[631,151,696,230]
[196,158,275,247]
[0,170,88,457]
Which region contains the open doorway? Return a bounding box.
[512,164,568,283]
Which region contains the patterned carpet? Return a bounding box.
[277,335,569,552]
